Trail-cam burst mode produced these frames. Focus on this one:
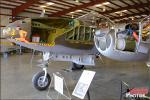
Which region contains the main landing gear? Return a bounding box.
[32,63,51,91]
[32,62,84,91]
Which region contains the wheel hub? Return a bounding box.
[37,76,48,87]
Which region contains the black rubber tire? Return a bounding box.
[72,63,84,70]
[32,71,51,91]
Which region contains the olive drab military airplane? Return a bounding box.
[2,12,150,91]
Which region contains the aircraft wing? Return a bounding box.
[0,39,20,53]
[8,39,96,55]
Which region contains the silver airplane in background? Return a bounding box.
[1,12,150,91]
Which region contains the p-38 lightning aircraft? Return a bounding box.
[2,12,150,91]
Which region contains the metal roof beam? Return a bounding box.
[101,2,150,15]
[49,0,106,17]
[119,0,135,14]
[111,11,150,20]
[12,0,40,17]
[44,0,73,7]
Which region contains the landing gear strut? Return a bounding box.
[32,63,51,91]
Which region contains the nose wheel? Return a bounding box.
[32,71,51,91]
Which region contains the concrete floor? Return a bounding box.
[1,53,149,100]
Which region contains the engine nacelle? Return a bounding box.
[94,29,148,61]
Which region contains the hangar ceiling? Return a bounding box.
[0,0,150,22]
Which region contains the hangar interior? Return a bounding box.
[0,0,150,100]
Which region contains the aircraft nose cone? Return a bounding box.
[2,27,17,38]
[2,27,11,38]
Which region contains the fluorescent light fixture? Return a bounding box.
[76,10,82,12]
[40,5,46,8]
[70,12,75,14]
[71,15,74,18]
[46,2,54,5]
[122,10,127,12]
[95,2,110,7]
[123,18,128,20]
[103,2,110,5]
[115,10,127,14]
[142,15,147,17]
[115,19,119,21]
[102,6,106,12]
[75,0,79,2]
[129,16,134,20]
[115,11,120,13]
[135,15,140,18]
[120,13,123,16]
[95,4,102,7]
[111,26,114,29]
